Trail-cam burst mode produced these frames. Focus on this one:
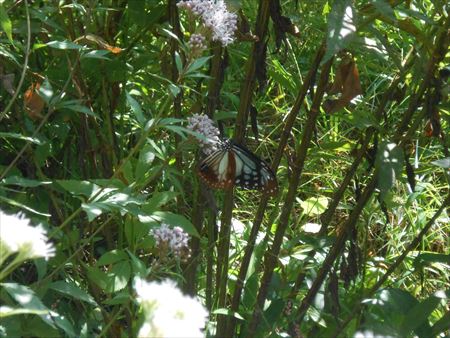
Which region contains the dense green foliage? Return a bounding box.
[0,0,449,337]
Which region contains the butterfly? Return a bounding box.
[198,138,278,195]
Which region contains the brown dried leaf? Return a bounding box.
[325,57,362,114]
[24,82,45,120]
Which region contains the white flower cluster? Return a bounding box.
[187,113,220,155]
[134,278,208,338]
[178,0,237,46]
[0,211,55,264]
[152,224,190,259]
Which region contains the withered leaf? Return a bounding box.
[24,82,45,120]
[324,56,362,113]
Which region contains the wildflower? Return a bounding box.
[0,211,55,264]
[152,224,191,260]
[134,278,208,338]
[187,113,220,155]
[188,33,207,56]
[178,0,237,46]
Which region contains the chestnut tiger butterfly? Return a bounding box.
[198,138,278,196]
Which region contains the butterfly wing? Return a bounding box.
[231,142,278,195]
[198,139,278,195]
[198,147,236,189]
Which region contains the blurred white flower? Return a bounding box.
[178,0,237,46]
[134,278,208,338]
[0,211,55,264]
[152,224,191,260]
[187,113,220,155]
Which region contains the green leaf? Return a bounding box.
[110,261,131,292]
[185,56,212,75]
[0,282,77,337]
[299,196,329,216]
[56,180,99,198]
[0,306,48,318]
[414,252,450,268]
[0,195,51,216]
[431,310,450,336]
[38,78,54,104]
[0,132,44,144]
[168,83,181,97]
[174,51,183,73]
[323,0,356,63]
[375,141,404,201]
[57,99,100,118]
[212,308,244,320]
[47,40,83,50]
[372,0,396,21]
[103,290,131,305]
[49,281,97,306]
[401,292,441,336]
[127,250,148,278]
[81,50,111,60]
[143,191,179,212]
[1,176,51,187]
[126,91,145,125]
[138,211,199,237]
[97,249,128,266]
[135,144,156,181]
[431,158,450,169]
[0,4,13,45]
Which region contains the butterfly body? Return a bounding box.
[198,139,278,195]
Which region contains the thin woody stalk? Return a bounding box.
[246,58,334,336]
[215,0,271,336]
[226,42,326,335]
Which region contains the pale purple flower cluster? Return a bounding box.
[188,34,206,55]
[187,113,220,155]
[177,0,237,46]
[152,224,190,259]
